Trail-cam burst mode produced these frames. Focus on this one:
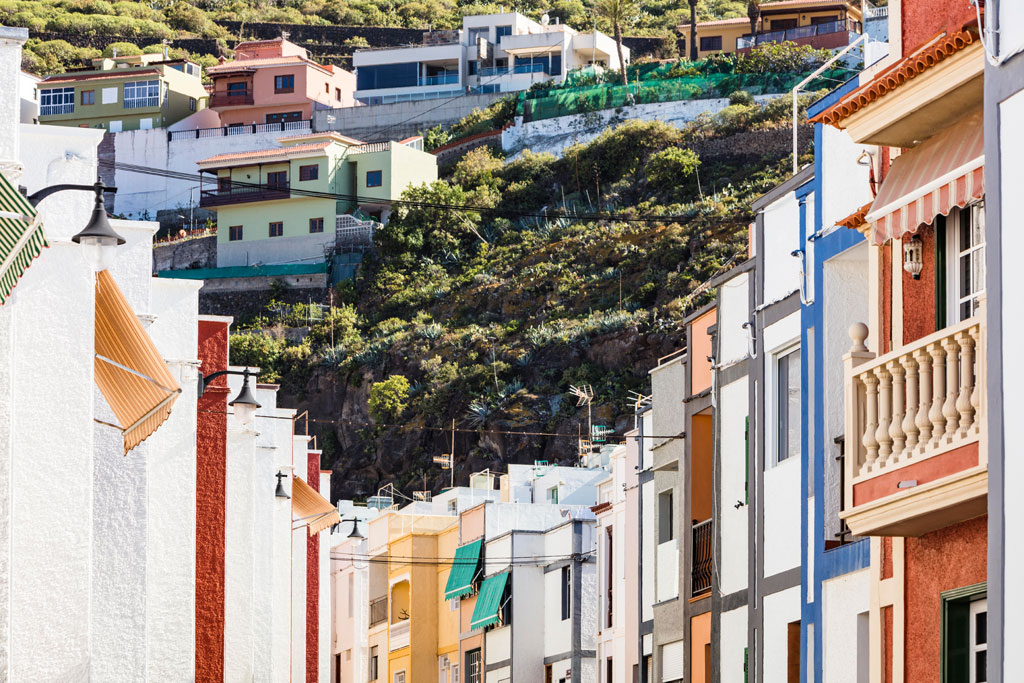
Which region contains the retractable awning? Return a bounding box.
[0,171,47,304]
[94,269,181,454]
[292,476,341,535]
[865,109,984,245]
[444,539,483,600]
[470,571,509,630]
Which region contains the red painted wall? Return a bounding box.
[852,443,978,506]
[902,226,937,344]
[900,0,976,55]
[196,319,230,682]
[306,452,321,683]
[903,515,987,682]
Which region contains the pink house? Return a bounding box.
[207,38,357,126]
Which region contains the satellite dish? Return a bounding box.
[541,13,550,25]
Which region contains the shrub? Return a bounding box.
[368,375,410,422]
[102,41,142,57]
[646,147,701,189]
[735,41,832,74]
[228,332,286,382]
[728,89,754,105]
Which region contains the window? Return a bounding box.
[941,586,986,682]
[394,672,406,683]
[370,646,379,680]
[265,111,302,125]
[269,221,283,237]
[546,486,559,504]
[499,576,512,626]
[787,621,800,683]
[607,658,614,683]
[366,170,383,188]
[467,27,488,46]
[229,225,243,241]
[81,90,95,105]
[699,36,723,51]
[189,97,196,111]
[657,490,674,543]
[299,164,319,181]
[274,74,295,92]
[450,595,460,611]
[356,63,419,90]
[309,217,324,233]
[560,566,571,620]
[946,203,986,323]
[771,18,799,30]
[325,82,330,94]
[123,80,159,108]
[468,60,478,75]
[465,649,482,683]
[267,171,288,188]
[227,81,248,93]
[336,87,342,100]
[810,15,839,25]
[775,346,801,463]
[218,176,232,193]
[606,527,614,628]
[496,25,512,42]
[39,87,75,115]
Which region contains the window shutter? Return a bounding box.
[744,647,748,683]
[944,600,970,681]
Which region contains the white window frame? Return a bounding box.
[772,343,802,466]
[39,87,75,115]
[945,202,986,324]
[394,671,406,683]
[450,595,460,611]
[123,79,160,108]
[969,598,987,683]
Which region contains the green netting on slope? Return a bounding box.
[515,69,854,123]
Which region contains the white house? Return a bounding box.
[352,12,628,105]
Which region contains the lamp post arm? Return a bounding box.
[197,367,254,398]
[26,181,117,208]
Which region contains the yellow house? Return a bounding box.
[436,523,461,683]
[678,0,863,58]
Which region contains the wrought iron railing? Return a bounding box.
[168,119,311,141]
[691,519,713,596]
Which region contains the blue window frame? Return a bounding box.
[495,25,512,42]
[366,170,383,188]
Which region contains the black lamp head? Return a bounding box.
[275,471,290,499]
[347,519,365,539]
[228,367,261,410]
[71,181,126,246]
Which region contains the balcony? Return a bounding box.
[691,519,712,597]
[210,89,254,108]
[40,103,74,116]
[199,182,290,208]
[479,63,546,77]
[124,96,160,110]
[389,619,410,651]
[418,73,458,86]
[369,596,387,627]
[736,19,862,51]
[841,314,986,537]
[655,539,677,603]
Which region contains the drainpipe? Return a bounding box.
[571,520,583,683]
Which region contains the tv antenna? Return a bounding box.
[431,418,456,489]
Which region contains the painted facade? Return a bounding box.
[207,38,357,127]
[37,52,207,131]
[352,12,627,105]
[678,0,865,58]
[197,131,437,267]
[812,1,989,680]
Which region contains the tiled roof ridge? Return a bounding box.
[197,141,332,165]
[40,68,160,83]
[811,24,980,127]
[835,201,872,232]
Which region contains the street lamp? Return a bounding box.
[344,517,365,539]
[27,180,124,272]
[198,366,262,427]
[275,471,290,499]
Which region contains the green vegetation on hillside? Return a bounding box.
[226,93,822,499]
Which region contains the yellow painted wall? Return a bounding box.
[680,4,859,57]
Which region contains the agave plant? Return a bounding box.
[319,345,348,367]
[465,399,493,428]
[418,323,443,340]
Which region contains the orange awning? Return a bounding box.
[292,476,341,535]
[94,269,181,454]
[865,109,983,245]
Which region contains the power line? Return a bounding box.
[328,550,594,567]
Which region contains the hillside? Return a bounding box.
[225,91,822,502]
[5,0,752,74]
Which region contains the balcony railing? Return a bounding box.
[199,181,290,208]
[736,19,862,50]
[210,90,254,107]
[40,103,74,116]
[369,596,387,627]
[479,63,546,77]
[418,73,459,86]
[124,97,160,110]
[842,313,985,536]
[389,619,410,651]
[691,519,712,596]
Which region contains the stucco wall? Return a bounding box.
[315,92,506,142]
[719,377,749,595]
[762,586,801,683]
[720,607,748,683]
[761,192,802,305]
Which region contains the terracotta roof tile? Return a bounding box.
[205,55,311,73]
[197,142,331,166]
[680,0,854,28]
[835,201,872,231]
[40,68,159,84]
[811,27,979,127]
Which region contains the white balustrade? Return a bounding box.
[843,313,984,487]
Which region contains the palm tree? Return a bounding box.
[595,0,639,87]
[747,0,762,41]
[688,0,698,60]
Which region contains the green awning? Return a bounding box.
[444,539,482,600]
[0,172,46,305]
[470,571,509,630]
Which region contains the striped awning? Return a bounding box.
[292,476,341,535]
[94,269,181,454]
[0,171,47,304]
[865,109,984,245]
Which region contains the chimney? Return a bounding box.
[0,27,29,161]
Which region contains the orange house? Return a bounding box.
[207,38,357,127]
[813,2,987,681]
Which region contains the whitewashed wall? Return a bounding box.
[719,377,749,595]
[819,125,873,230]
[822,569,870,683]
[760,192,802,306]
[762,586,801,683]
[720,607,748,683]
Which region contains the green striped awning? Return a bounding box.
[470,571,509,630]
[444,539,482,600]
[0,172,46,305]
